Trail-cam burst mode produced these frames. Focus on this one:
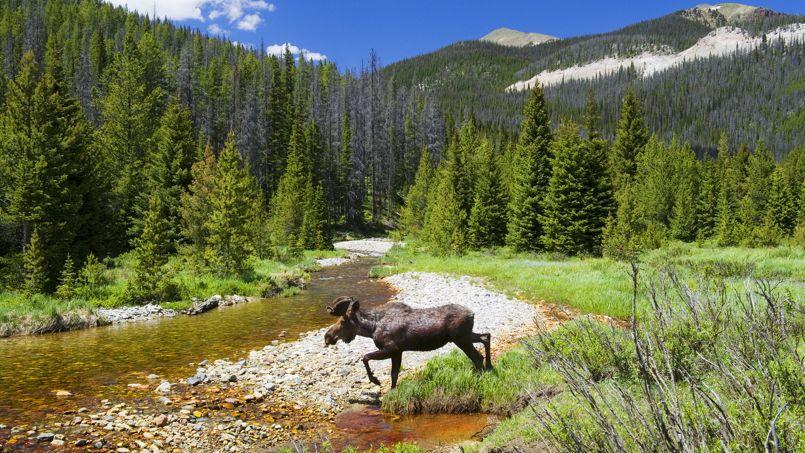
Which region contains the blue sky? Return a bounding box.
[111,1,803,70]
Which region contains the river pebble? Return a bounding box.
[97,304,177,324]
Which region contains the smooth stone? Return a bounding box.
[37,433,56,442]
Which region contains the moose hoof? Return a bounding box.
[368,376,381,386]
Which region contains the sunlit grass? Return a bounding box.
[373,242,804,319]
[383,347,560,416]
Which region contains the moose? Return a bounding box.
[323,296,492,388]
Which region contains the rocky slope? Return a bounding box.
[508,22,805,90]
[480,27,558,47]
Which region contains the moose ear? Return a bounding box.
[327,296,354,316]
[346,299,360,318]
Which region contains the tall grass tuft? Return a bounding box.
[526,265,804,452]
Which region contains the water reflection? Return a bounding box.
[0,259,392,425]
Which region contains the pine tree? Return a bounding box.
[180,145,217,269]
[506,84,553,252]
[268,124,310,258]
[400,146,434,236]
[669,143,700,242]
[541,122,613,255]
[126,192,173,304]
[23,228,47,295]
[204,132,260,275]
[452,119,479,216]
[632,136,675,237]
[96,31,162,240]
[137,97,196,247]
[582,88,602,141]
[737,140,775,242]
[610,87,648,191]
[299,183,331,250]
[468,138,508,249]
[765,167,797,235]
[602,184,644,261]
[55,254,77,300]
[1,44,95,288]
[695,155,719,241]
[422,166,466,255]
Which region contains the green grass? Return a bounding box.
[373,242,805,319]
[383,347,561,416]
[0,249,346,336]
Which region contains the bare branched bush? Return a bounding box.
[525,263,804,452]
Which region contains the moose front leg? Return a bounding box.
[362,349,395,386]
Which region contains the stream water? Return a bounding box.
[0,259,490,449]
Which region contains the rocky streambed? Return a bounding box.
[192,272,544,415]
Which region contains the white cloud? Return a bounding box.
[107,0,203,20]
[207,23,228,35]
[236,13,262,31]
[106,0,275,26]
[266,43,328,61]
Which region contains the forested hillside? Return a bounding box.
[0,0,446,293]
[385,7,805,155]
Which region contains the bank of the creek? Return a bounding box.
[0,240,548,451]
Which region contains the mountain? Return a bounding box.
[384,3,804,155]
[480,27,558,47]
[683,2,782,26]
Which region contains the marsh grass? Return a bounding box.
[0,249,346,336]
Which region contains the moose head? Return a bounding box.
[324,296,360,346]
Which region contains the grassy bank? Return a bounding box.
[372,242,805,319]
[378,243,804,451]
[0,249,346,337]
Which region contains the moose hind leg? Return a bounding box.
[390,352,402,389]
[456,341,484,371]
[362,349,395,386]
[472,332,492,370]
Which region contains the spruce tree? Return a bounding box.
[582,88,602,141]
[204,132,260,275]
[737,140,775,241]
[268,124,309,258]
[180,145,217,269]
[422,166,466,255]
[23,228,47,295]
[715,164,741,246]
[1,45,95,288]
[96,31,162,240]
[137,97,196,247]
[765,167,797,235]
[541,122,613,255]
[468,138,507,249]
[55,254,77,300]
[298,183,331,250]
[602,184,644,261]
[400,146,434,236]
[506,84,553,252]
[610,87,648,191]
[453,119,479,216]
[695,155,719,241]
[126,192,173,304]
[669,143,700,242]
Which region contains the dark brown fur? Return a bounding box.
[324,296,491,388]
